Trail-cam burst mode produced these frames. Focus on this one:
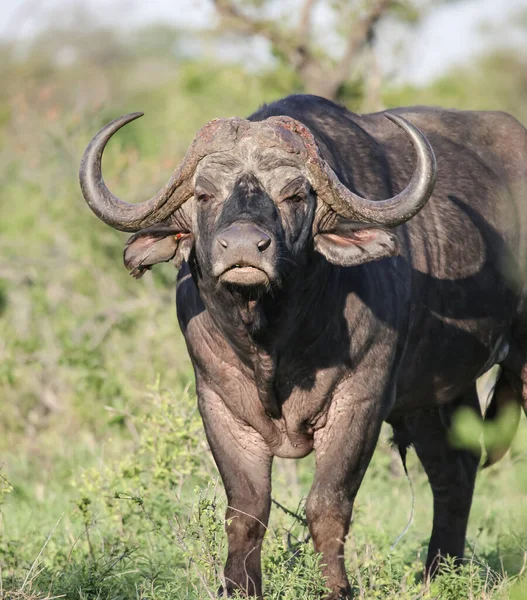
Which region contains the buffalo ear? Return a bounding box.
[314,226,399,267]
[124,227,194,279]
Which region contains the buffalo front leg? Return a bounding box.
[198,388,273,598]
[307,396,385,599]
[407,391,480,577]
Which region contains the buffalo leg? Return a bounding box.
[502,340,527,416]
[409,390,480,577]
[198,388,273,598]
[307,397,384,599]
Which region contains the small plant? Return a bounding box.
[429,557,498,600]
[263,534,330,599]
[0,472,13,506]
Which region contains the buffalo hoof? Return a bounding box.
[325,586,352,599]
[217,585,262,599]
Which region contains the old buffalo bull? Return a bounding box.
[80,95,527,599]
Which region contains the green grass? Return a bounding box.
[2,398,527,599]
[1,44,527,599]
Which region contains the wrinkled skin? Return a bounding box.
[117,95,527,598]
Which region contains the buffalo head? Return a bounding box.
[79,113,436,289]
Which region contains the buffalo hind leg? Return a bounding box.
[407,389,481,577]
[198,387,273,598]
[502,339,527,416]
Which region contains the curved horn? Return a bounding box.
[309,113,437,227]
[79,113,195,232]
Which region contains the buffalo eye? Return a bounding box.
[197,192,212,203]
[284,190,307,204]
[286,193,304,203]
[280,178,310,204]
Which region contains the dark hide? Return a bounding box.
[123,95,527,599]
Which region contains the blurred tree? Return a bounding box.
[211,0,464,102]
[384,49,527,126]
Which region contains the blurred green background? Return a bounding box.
[1,1,527,598]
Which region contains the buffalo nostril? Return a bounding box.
[218,237,228,249]
[257,235,271,252]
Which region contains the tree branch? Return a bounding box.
[212,0,326,95]
[329,0,395,94]
[212,0,294,60]
[211,0,396,101]
[298,0,318,43]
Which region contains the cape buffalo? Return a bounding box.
[79,94,527,599]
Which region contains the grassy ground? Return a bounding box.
[2,394,527,599]
[1,53,527,599]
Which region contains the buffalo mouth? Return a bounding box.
[219,264,270,287]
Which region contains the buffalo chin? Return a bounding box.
[220,265,270,287]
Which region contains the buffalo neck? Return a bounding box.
[193,251,345,417]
